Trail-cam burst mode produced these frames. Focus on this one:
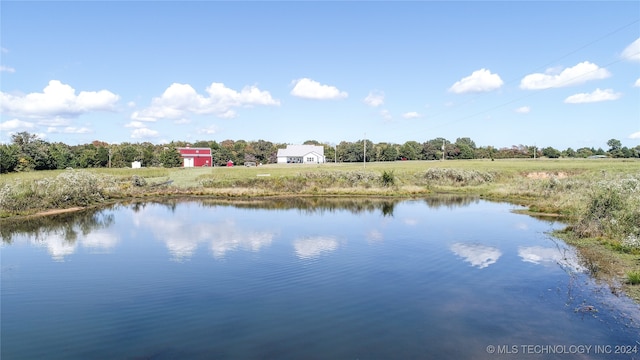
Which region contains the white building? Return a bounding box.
[277,145,326,164]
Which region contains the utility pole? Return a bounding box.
[363,133,367,169]
[335,144,337,163]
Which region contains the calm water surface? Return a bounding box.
[2,198,639,359]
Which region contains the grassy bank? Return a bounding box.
[1,159,639,301]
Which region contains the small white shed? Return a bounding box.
[131,161,142,169]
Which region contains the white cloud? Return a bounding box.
[131,127,159,139]
[36,117,70,127]
[634,78,640,87]
[0,119,35,131]
[621,37,640,62]
[125,121,148,128]
[515,106,531,113]
[198,125,218,135]
[380,109,392,121]
[217,110,237,119]
[0,80,119,118]
[173,118,191,124]
[64,126,91,134]
[449,68,504,94]
[290,78,348,100]
[629,131,640,140]
[132,82,279,121]
[564,88,621,104]
[363,90,384,107]
[0,65,15,73]
[125,120,159,139]
[402,111,421,119]
[520,61,611,90]
[47,126,91,134]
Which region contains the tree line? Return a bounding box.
[0,132,638,173]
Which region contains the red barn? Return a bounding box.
[177,147,212,167]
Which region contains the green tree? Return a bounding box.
[422,138,448,160]
[251,140,276,164]
[607,138,622,151]
[48,142,74,169]
[11,131,54,170]
[473,146,493,159]
[374,142,398,161]
[337,140,371,162]
[399,141,421,160]
[140,142,156,167]
[96,146,109,167]
[111,143,138,167]
[74,144,99,168]
[576,147,594,158]
[233,140,247,164]
[0,144,19,173]
[562,147,576,158]
[455,138,476,159]
[455,137,476,149]
[324,144,336,163]
[215,140,235,166]
[160,147,182,167]
[542,146,561,158]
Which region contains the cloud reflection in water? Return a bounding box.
[33,229,120,261]
[518,246,584,272]
[451,243,502,269]
[140,216,276,261]
[293,236,339,259]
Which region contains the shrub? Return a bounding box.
[418,168,494,186]
[46,170,104,207]
[574,177,640,244]
[131,175,147,187]
[380,170,395,187]
[627,271,640,285]
[0,170,105,213]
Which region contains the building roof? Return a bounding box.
[177,147,211,152]
[277,145,324,157]
[177,147,212,157]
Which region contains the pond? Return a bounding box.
[2,197,639,359]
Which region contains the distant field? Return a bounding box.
[2,158,638,188]
[142,158,638,188]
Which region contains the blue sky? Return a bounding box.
[1,1,639,150]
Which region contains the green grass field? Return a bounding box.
[2,158,637,187]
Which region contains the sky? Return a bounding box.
[1,1,639,150]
